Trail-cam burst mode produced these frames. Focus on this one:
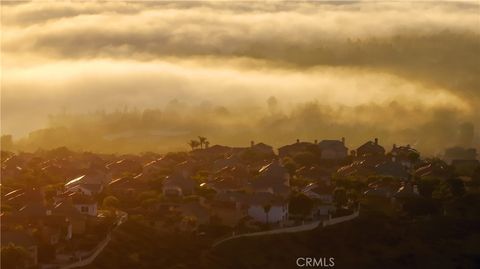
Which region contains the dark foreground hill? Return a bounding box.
[87,214,480,269]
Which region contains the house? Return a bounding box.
[52,201,87,235]
[363,180,400,201]
[106,158,143,178]
[192,145,233,159]
[336,159,377,178]
[317,138,348,160]
[163,171,197,197]
[375,160,410,179]
[249,142,275,157]
[206,165,249,193]
[210,193,248,227]
[296,166,331,183]
[356,138,385,157]
[389,144,420,169]
[65,172,105,196]
[239,142,276,161]
[303,183,334,204]
[242,193,289,225]
[2,230,38,267]
[250,159,290,197]
[69,192,98,216]
[415,161,451,180]
[303,183,335,216]
[393,182,419,200]
[142,157,177,178]
[278,140,317,158]
[108,174,149,198]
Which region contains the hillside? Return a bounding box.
[206,213,480,269]
[85,212,480,269]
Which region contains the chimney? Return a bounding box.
[342,137,345,145]
[314,139,318,144]
[296,139,300,144]
[374,138,378,145]
[350,150,356,157]
[251,141,255,148]
[407,144,411,148]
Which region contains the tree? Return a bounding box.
[446,178,466,197]
[468,166,480,187]
[289,193,314,219]
[263,204,271,224]
[204,140,210,148]
[293,152,316,167]
[187,140,200,151]
[1,244,30,269]
[408,151,420,164]
[333,188,348,208]
[282,157,297,176]
[198,136,207,149]
[103,195,120,209]
[417,177,440,198]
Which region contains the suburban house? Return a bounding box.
[108,174,149,198]
[64,173,105,196]
[389,144,420,169]
[295,166,331,183]
[278,140,317,158]
[69,192,98,216]
[210,193,248,227]
[356,138,385,157]
[206,165,250,194]
[415,161,451,180]
[163,171,197,197]
[250,159,290,197]
[242,192,289,225]
[317,138,348,160]
[248,142,275,157]
[375,160,410,179]
[52,201,87,235]
[106,158,143,179]
[303,183,335,216]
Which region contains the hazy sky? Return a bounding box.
[1,1,479,153]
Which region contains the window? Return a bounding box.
[81,206,89,213]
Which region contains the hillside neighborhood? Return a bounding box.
[1,137,479,268]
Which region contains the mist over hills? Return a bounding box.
[2,1,479,154]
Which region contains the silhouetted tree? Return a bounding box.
[333,188,348,208]
[187,140,200,151]
[198,136,207,149]
[263,204,271,224]
[289,193,314,219]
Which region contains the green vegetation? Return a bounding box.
[1,244,30,269]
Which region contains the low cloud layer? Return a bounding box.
[1,1,479,154]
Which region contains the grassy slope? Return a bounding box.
[86,214,480,269]
[206,214,480,269]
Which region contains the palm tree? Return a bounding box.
[263,204,271,224]
[198,136,207,149]
[205,140,210,149]
[187,140,200,151]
